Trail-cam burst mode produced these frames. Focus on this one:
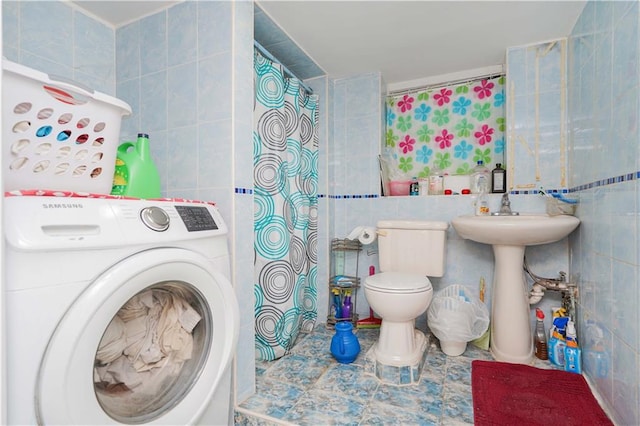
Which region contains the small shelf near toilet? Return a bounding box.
[327,238,361,328]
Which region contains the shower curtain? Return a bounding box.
[253,49,319,361]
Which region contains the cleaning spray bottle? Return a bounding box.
[342,290,353,319]
[332,288,342,319]
[548,315,569,366]
[564,320,582,374]
[534,308,548,360]
[111,133,161,198]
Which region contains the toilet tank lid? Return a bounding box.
[365,272,432,293]
[377,220,449,230]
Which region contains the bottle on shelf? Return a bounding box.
[470,160,490,194]
[474,186,490,216]
[418,178,429,196]
[342,290,353,319]
[332,288,342,319]
[534,308,548,360]
[409,177,419,196]
[428,164,444,195]
[491,163,507,193]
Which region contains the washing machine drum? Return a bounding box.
[365,271,432,294]
[37,248,239,425]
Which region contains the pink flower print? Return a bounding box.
[474,80,495,99]
[433,88,452,106]
[435,129,454,149]
[399,135,415,154]
[397,95,414,113]
[474,124,494,145]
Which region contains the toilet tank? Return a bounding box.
[377,220,448,277]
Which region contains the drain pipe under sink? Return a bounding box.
[524,257,571,305]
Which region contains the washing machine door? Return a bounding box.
[36,248,239,425]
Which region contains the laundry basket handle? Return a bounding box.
[47,74,95,97]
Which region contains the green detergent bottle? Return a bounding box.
[111,133,161,198]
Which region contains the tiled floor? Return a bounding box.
[235,323,507,426]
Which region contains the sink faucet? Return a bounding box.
[499,193,512,214]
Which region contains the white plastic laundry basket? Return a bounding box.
[2,59,132,194]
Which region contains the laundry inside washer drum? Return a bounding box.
[93,282,209,421]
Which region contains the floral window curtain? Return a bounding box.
[385,76,505,180]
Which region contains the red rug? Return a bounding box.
[472,360,613,426]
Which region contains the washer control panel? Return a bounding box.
[175,205,218,232]
[140,206,171,232]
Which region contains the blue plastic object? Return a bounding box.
[330,322,360,364]
[551,193,578,204]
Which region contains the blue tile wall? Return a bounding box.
[568,1,640,424]
[254,5,324,80]
[3,1,115,95]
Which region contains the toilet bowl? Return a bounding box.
[364,272,433,366]
[363,220,448,368]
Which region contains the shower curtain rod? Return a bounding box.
[254,41,314,95]
[388,72,505,97]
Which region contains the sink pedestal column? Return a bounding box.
[490,244,533,364]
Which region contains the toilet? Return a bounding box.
[364,219,448,367]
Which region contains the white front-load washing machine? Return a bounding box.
[4,195,239,425]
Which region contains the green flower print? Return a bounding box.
[397,115,412,132]
[455,118,474,138]
[498,76,506,85]
[386,129,399,147]
[417,166,430,179]
[417,92,429,101]
[473,148,491,165]
[496,117,506,132]
[417,125,435,143]
[432,109,450,126]
[434,152,452,170]
[471,103,491,121]
[456,163,473,175]
[398,156,414,173]
[456,85,469,94]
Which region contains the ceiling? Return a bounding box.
[70,1,181,27]
[259,1,586,86]
[71,1,586,87]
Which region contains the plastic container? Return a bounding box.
[342,293,352,319]
[470,161,490,194]
[3,59,131,193]
[475,188,490,216]
[111,133,161,198]
[427,284,490,356]
[409,177,419,196]
[440,341,468,357]
[330,322,360,364]
[534,308,548,360]
[428,165,444,195]
[418,178,429,196]
[564,321,582,374]
[548,316,569,366]
[389,180,411,196]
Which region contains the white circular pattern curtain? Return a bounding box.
[253,50,319,361]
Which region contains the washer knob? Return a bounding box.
[140,206,170,231]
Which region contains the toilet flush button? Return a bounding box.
[140,206,170,231]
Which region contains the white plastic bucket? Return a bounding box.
[440,340,467,357]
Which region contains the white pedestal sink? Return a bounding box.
[451,214,580,364]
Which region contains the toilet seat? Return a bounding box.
[365,271,432,294]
